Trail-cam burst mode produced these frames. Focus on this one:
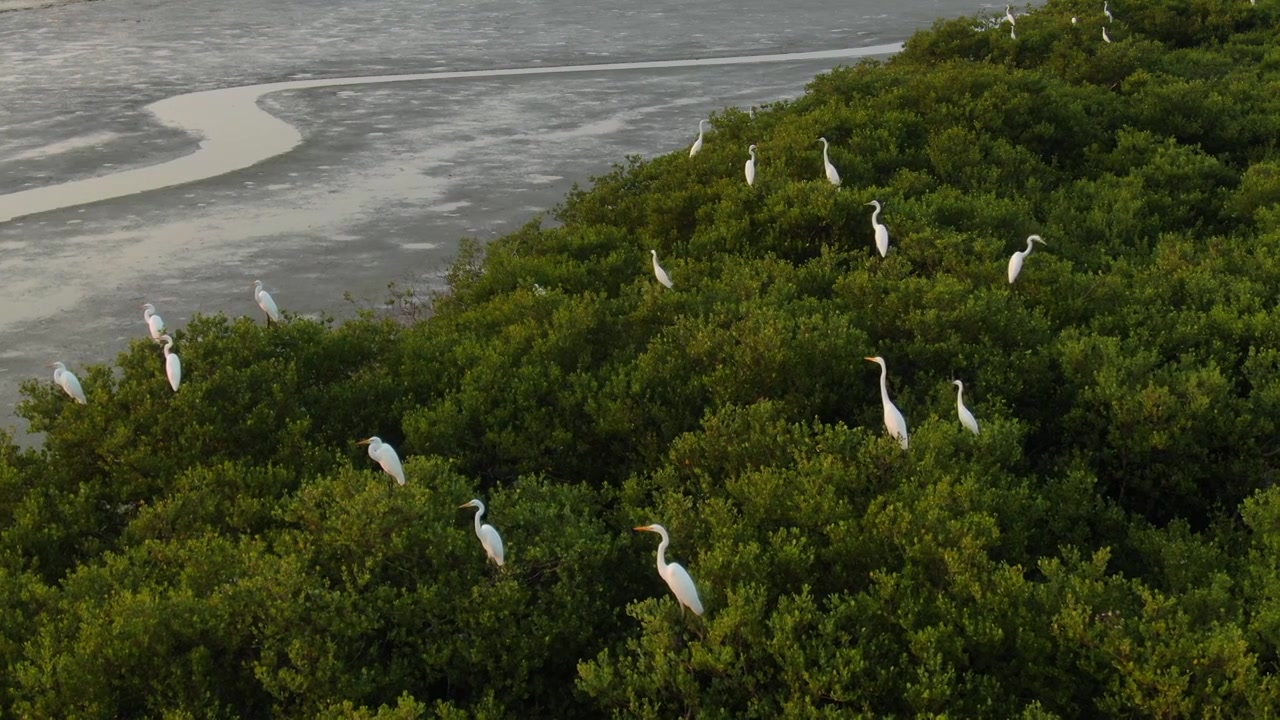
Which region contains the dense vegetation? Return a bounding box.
[5,0,1280,716]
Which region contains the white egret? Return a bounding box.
[159,334,182,392]
[48,362,87,404]
[253,280,281,325]
[689,119,707,158]
[634,524,704,616]
[1005,4,1016,25]
[818,137,841,187]
[1010,25,1017,39]
[745,144,757,187]
[357,436,406,486]
[1102,26,1112,43]
[1008,234,1046,284]
[865,356,909,450]
[651,249,674,289]
[460,499,506,567]
[141,303,166,341]
[870,198,890,257]
[953,380,980,435]
[1103,1,1113,21]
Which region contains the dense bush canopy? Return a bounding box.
[5,0,1280,716]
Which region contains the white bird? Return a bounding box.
[1008,234,1047,284]
[1010,25,1017,40]
[1072,16,1079,24]
[357,436,406,486]
[689,119,707,158]
[460,499,505,567]
[745,144,757,187]
[866,200,890,257]
[159,334,181,392]
[1005,4,1016,25]
[1103,1,1113,21]
[954,380,980,435]
[49,361,87,404]
[141,303,166,341]
[818,137,841,187]
[253,280,281,325]
[651,249,674,289]
[865,356,909,450]
[1102,26,1112,43]
[634,524,704,616]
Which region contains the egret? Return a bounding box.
[745,144,757,187]
[865,356,909,449]
[253,280,281,325]
[689,119,707,158]
[1008,234,1046,284]
[159,334,181,392]
[1072,16,1079,24]
[818,137,841,187]
[1103,0,1113,21]
[1005,4,1016,25]
[954,380,979,435]
[49,362,87,404]
[634,524,704,616]
[357,436,406,486]
[459,499,506,567]
[1102,26,1112,42]
[1010,25,1017,39]
[866,200,890,257]
[651,250,674,289]
[141,303,165,341]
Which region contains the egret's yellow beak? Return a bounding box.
[356,439,372,446]
[864,357,876,362]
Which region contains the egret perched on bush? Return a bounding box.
[1005,4,1016,25]
[745,144,757,187]
[866,200,890,257]
[48,362,87,404]
[953,380,979,435]
[634,524,704,616]
[159,335,181,392]
[357,436,405,486]
[818,137,841,186]
[1102,26,1112,42]
[651,250,673,289]
[141,303,165,341]
[253,280,281,325]
[460,499,505,567]
[1103,0,1113,21]
[1008,234,1046,284]
[689,119,707,158]
[865,356,909,449]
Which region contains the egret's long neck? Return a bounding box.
[872,204,882,225]
[473,505,486,535]
[1025,238,1037,256]
[878,363,890,403]
[655,529,670,574]
[956,384,964,405]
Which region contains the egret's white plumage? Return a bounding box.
[866,200,890,257]
[159,334,182,392]
[253,280,281,324]
[1072,16,1079,24]
[1102,26,1112,42]
[689,119,707,158]
[1103,1,1113,21]
[460,499,505,567]
[1008,234,1046,284]
[635,524,704,616]
[745,144,757,187]
[1005,4,1016,25]
[142,303,166,341]
[818,137,841,187]
[1011,25,1017,39]
[50,362,86,404]
[651,250,673,289]
[954,380,980,435]
[866,356,909,450]
[357,436,406,486]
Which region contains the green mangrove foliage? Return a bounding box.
[4,0,1280,716]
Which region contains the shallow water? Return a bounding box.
[0,0,998,439]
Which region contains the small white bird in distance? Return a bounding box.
[357,436,406,486]
[1103,0,1113,21]
[1008,234,1047,284]
[865,356,909,449]
[634,524,704,616]
[651,250,674,289]
[866,200,890,257]
[460,499,506,567]
[953,380,980,435]
[159,334,182,392]
[689,119,707,158]
[142,303,166,341]
[253,280,281,325]
[745,144,757,187]
[49,362,87,404]
[1005,4,1016,25]
[1102,26,1112,43]
[818,137,841,186]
